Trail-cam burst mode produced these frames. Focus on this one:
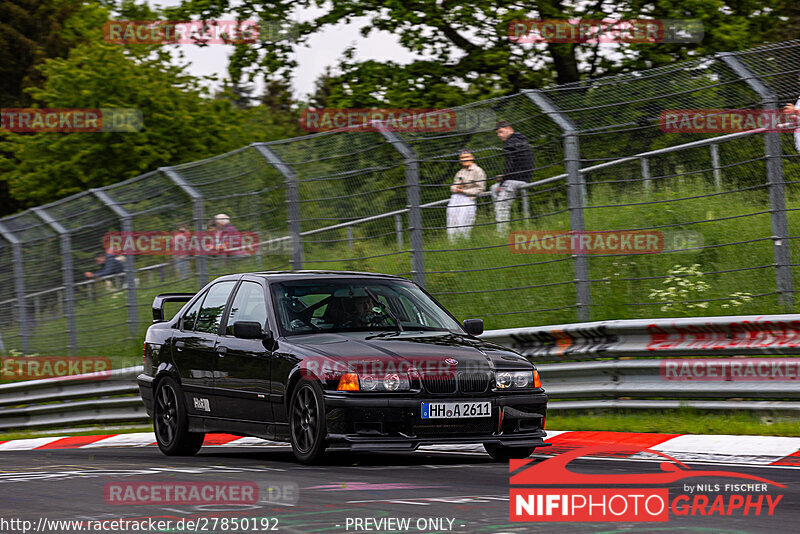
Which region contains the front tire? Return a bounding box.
[484,443,536,461]
[289,380,327,464]
[153,376,204,456]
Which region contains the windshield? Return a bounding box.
[270,278,464,336]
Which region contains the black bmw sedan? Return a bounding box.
[138,271,549,463]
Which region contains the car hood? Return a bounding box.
[282,331,532,373]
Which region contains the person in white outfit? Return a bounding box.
[446,149,486,241]
[782,72,800,153]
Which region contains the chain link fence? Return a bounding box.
[3,40,800,360]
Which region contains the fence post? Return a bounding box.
[161,167,208,287]
[0,222,28,353]
[31,207,77,355]
[378,128,426,287]
[521,188,530,219]
[718,52,793,309]
[252,144,304,270]
[641,157,651,191]
[395,213,404,251]
[90,189,139,339]
[346,227,354,254]
[710,143,722,191]
[523,89,590,321]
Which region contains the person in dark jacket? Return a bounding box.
[84,252,124,279]
[491,120,534,233]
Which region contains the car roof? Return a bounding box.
[212,270,411,283]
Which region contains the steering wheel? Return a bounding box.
[285,298,321,331]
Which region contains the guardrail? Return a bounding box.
[0,366,146,430]
[537,359,800,412]
[2,313,800,430]
[480,314,800,360]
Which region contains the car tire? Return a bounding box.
[153,376,204,456]
[289,379,327,464]
[483,443,536,461]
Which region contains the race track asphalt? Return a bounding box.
[0,445,797,533]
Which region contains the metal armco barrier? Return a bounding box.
[0,366,146,430]
[539,360,800,398]
[3,314,800,431]
[481,314,800,361]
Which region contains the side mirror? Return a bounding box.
[463,318,484,336]
[233,321,267,340]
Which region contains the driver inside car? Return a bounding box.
[326,295,380,328]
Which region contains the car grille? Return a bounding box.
[420,371,490,394]
[458,372,490,393]
[422,375,456,394]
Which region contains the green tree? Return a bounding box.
[0,41,246,205]
[169,0,797,108]
[0,0,167,215]
[0,0,111,215]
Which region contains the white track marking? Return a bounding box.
[0,437,63,450]
[79,432,156,448]
[639,434,800,465]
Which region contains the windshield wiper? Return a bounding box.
[364,288,404,332]
[365,330,403,339]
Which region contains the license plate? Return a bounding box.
[421,401,491,419]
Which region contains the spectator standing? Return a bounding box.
[446,149,486,241]
[491,120,534,234]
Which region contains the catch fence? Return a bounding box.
[3,40,800,357]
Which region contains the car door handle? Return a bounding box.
[218,346,227,357]
[175,341,185,351]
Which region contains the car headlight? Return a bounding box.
[496,372,512,388]
[337,372,410,392]
[495,370,538,389]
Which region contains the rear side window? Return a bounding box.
[181,291,206,331]
[225,281,268,335]
[195,281,237,334]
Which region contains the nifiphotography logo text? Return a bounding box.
[510,445,785,522]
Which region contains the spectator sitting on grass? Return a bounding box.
[84,251,124,279]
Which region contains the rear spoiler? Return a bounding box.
[152,293,195,323]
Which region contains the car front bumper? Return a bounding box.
[322,391,549,451]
